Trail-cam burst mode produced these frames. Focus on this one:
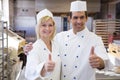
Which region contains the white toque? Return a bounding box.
[36,9,53,23]
[70,0,87,12]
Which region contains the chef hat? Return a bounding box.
[36,9,53,23]
[70,0,87,12]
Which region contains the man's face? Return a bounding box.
[70,11,87,34]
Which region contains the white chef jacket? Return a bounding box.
[25,39,61,80]
[55,27,109,80]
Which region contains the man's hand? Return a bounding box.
[89,46,105,70]
[23,42,33,55]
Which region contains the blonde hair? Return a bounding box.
[35,16,56,40]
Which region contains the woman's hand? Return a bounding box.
[41,54,55,76]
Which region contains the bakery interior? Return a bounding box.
[0,0,120,80]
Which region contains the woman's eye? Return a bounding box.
[49,24,53,27]
[41,24,53,27]
[42,24,46,27]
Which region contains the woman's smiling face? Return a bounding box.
[39,17,55,40]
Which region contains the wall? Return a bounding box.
[100,1,120,19]
[101,3,108,19]
[116,2,120,19]
[14,0,36,42]
[9,0,14,29]
[108,3,116,19]
[35,0,101,13]
[2,0,9,27]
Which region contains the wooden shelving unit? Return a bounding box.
[93,19,120,47]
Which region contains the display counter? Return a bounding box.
[96,42,120,80]
[96,70,120,80]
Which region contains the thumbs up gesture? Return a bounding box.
[89,46,105,70]
[44,54,55,72]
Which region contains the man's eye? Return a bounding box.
[73,17,78,19]
[80,16,85,19]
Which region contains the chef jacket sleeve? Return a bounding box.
[25,51,52,80]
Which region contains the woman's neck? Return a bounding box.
[42,38,52,52]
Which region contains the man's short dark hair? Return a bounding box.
[69,11,88,19]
